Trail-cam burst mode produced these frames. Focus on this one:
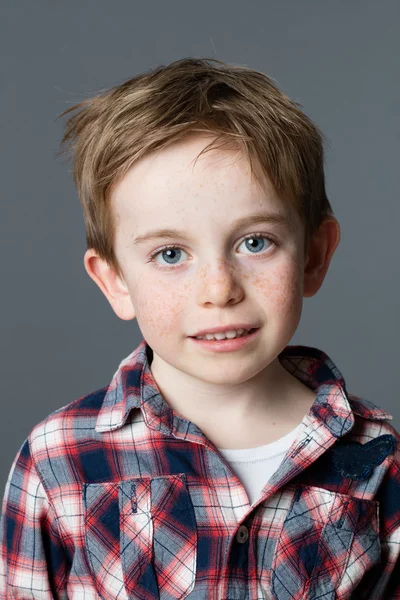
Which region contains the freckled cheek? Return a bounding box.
[252,263,303,317]
[131,279,188,338]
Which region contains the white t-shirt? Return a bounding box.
[217,422,303,506]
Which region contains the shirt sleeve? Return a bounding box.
[351,455,400,599]
[373,450,400,599]
[0,438,69,599]
[379,529,400,599]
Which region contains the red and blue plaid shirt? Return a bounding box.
[1,339,400,599]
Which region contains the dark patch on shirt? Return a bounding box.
[330,434,396,480]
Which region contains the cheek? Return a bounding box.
[131,278,187,338]
[252,260,303,318]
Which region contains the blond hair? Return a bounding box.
[58,57,334,279]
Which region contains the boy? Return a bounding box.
[1,58,399,600]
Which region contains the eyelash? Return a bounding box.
[146,233,277,269]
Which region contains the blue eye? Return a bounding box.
[147,234,276,269]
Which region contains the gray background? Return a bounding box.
[1,0,399,491]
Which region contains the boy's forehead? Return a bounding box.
[115,189,296,240]
[113,134,268,199]
[111,134,300,239]
[115,152,283,211]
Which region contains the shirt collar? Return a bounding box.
[95,340,392,435]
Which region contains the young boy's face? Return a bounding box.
[85,133,338,390]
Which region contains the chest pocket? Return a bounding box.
[270,484,381,600]
[83,473,197,600]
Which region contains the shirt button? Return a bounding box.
[236,525,249,544]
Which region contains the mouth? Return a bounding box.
[189,327,258,340]
[188,327,260,352]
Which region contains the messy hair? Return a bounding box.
[58,57,334,279]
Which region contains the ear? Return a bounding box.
[83,249,136,321]
[303,217,341,298]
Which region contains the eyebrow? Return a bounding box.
[132,210,290,247]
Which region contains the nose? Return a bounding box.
[196,260,245,306]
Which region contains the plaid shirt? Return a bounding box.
[1,340,400,599]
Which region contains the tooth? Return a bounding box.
[225,331,239,339]
[214,332,227,340]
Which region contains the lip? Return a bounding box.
[190,323,258,337]
[189,327,260,352]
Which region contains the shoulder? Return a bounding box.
[347,392,395,422]
[347,391,400,464]
[27,385,109,476]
